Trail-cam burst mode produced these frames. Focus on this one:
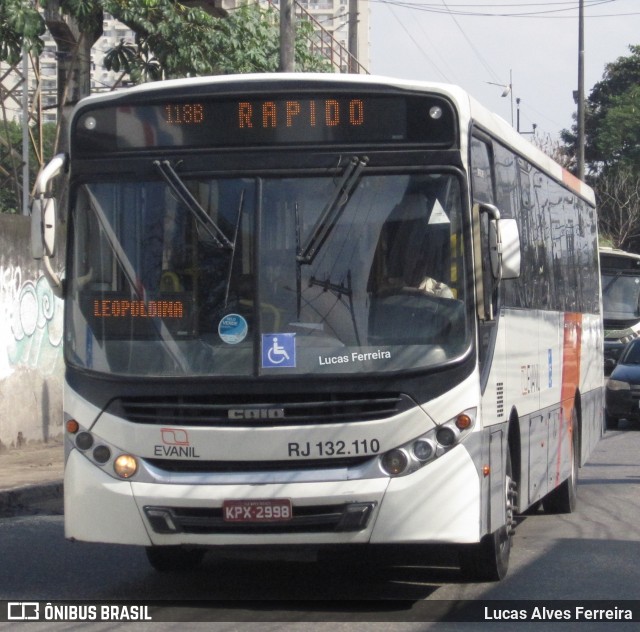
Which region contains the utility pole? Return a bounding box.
[279,0,295,72]
[348,0,358,73]
[577,0,585,179]
[22,50,29,216]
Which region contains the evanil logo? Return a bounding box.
[153,428,201,458]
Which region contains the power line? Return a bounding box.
[439,0,503,84]
[388,1,610,5]
[373,0,640,18]
[412,12,464,83]
[387,6,453,81]
[375,0,616,12]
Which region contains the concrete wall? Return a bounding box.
[0,214,64,451]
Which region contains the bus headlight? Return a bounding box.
[379,408,476,477]
[114,454,138,479]
[67,423,139,479]
[380,449,410,476]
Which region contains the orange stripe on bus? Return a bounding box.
[558,312,582,484]
[562,169,583,197]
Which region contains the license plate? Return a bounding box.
[222,498,292,523]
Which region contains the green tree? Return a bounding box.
[209,4,331,75]
[595,85,640,167]
[561,46,640,251]
[0,121,56,213]
[0,0,45,64]
[1,1,332,79]
[562,45,640,172]
[596,163,640,250]
[102,2,331,81]
[104,37,163,83]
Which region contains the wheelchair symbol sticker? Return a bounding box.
[262,333,296,368]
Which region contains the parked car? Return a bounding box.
[605,337,640,429]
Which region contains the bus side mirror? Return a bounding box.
[30,153,67,297]
[31,197,57,259]
[489,217,521,280]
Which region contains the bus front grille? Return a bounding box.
[112,392,410,427]
[144,456,371,473]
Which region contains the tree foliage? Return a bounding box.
[100,2,331,80]
[562,45,640,172]
[102,0,223,79]
[210,4,331,75]
[531,132,573,170]
[596,164,640,250]
[0,0,45,64]
[561,45,640,251]
[0,122,56,213]
[595,84,640,167]
[0,1,332,80]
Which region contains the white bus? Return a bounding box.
[600,247,640,372]
[32,74,603,581]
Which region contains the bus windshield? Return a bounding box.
[67,169,469,377]
[602,272,640,323]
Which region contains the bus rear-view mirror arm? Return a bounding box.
[31,153,67,298]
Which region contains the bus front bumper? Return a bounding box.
[64,446,481,548]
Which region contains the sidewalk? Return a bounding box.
[0,440,64,516]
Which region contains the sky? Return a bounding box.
[369,0,640,140]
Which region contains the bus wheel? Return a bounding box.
[458,452,515,582]
[145,546,205,572]
[543,410,579,514]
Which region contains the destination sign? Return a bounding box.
[84,292,194,340]
[72,93,456,153]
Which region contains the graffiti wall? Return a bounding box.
[0,215,64,450]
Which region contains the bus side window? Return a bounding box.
[470,137,495,206]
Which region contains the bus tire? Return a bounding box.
[543,409,579,514]
[145,546,206,572]
[605,412,619,430]
[458,451,514,582]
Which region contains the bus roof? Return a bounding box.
[599,247,640,261]
[72,73,595,205]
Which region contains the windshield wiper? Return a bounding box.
[296,155,368,265]
[154,160,233,250]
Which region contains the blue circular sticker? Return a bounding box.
[218,313,248,344]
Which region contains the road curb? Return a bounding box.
[0,481,63,517]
